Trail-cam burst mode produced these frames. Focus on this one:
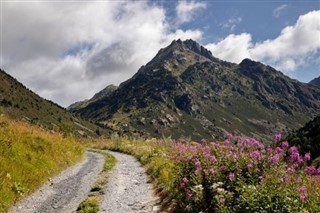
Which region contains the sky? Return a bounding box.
[1,0,320,107]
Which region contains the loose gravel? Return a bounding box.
[10,151,104,213]
[99,150,161,213]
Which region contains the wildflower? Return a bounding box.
[281,141,289,149]
[195,161,201,168]
[247,163,253,169]
[289,146,298,153]
[269,155,279,164]
[300,194,308,202]
[297,186,306,193]
[273,133,281,142]
[200,138,207,144]
[226,132,233,140]
[305,166,316,175]
[180,183,185,188]
[210,168,216,175]
[183,177,189,184]
[290,152,300,161]
[250,151,260,159]
[217,188,225,193]
[303,153,311,161]
[194,185,203,191]
[219,197,225,203]
[187,191,193,200]
[276,147,283,154]
[287,167,294,174]
[228,173,235,181]
[317,167,320,175]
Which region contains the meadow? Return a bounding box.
[0,114,84,212]
[89,134,320,212]
[1,110,320,212]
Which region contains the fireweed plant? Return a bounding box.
[171,134,320,212]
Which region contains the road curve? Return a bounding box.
[10,151,104,213]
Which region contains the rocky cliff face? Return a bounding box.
[69,39,320,141]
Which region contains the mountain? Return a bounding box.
[0,69,100,137]
[69,39,320,141]
[287,115,320,162]
[68,85,118,111]
[309,76,320,87]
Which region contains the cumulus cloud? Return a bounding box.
[206,33,252,63]
[273,4,288,18]
[206,10,320,73]
[2,1,203,107]
[176,1,206,24]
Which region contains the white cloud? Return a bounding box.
[206,10,320,73]
[2,1,203,107]
[176,1,206,24]
[221,17,242,31]
[206,33,252,63]
[273,4,288,18]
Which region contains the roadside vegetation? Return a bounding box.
[88,135,320,212]
[0,114,84,212]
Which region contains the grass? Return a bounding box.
[76,150,116,213]
[0,114,84,212]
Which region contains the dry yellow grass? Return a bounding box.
[0,114,84,212]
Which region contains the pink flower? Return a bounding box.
[269,155,279,164]
[287,167,294,174]
[250,151,260,159]
[289,146,298,153]
[300,194,308,202]
[317,167,320,175]
[200,138,207,144]
[273,133,281,142]
[247,164,253,169]
[305,166,316,175]
[228,173,235,181]
[195,161,201,168]
[210,168,216,175]
[303,153,311,161]
[219,197,225,203]
[183,177,189,184]
[297,186,306,193]
[281,141,289,149]
[276,147,283,154]
[290,152,300,161]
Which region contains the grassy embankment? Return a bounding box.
[0,114,84,212]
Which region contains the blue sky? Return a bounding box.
[1,0,320,106]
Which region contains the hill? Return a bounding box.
[0,69,100,137]
[309,76,320,87]
[69,39,320,141]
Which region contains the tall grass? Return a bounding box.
[0,114,84,212]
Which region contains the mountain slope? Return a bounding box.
[0,69,100,137]
[287,114,320,162]
[309,76,320,87]
[70,39,320,141]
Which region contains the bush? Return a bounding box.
[171,134,320,212]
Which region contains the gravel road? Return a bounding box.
[99,150,161,213]
[10,151,104,213]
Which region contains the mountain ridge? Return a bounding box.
[69,39,320,141]
[0,69,101,137]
